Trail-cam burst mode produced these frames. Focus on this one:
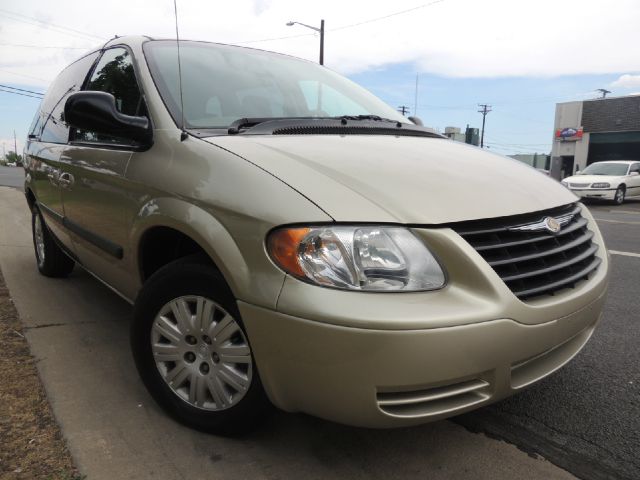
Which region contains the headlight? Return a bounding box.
[591,182,610,188]
[561,181,568,187]
[267,226,445,292]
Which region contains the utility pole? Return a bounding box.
[319,19,324,66]
[596,88,611,99]
[477,104,492,148]
[14,130,17,157]
[398,105,410,116]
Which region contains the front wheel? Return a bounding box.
[131,256,270,435]
[613,186,625,205]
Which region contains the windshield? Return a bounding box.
[581,162,629,176]
[143,40,408,129]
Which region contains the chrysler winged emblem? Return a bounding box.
[508,213,574,233]
[544,216,561,233]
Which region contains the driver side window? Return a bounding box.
[74,47,146,145]
[630,163,640,174]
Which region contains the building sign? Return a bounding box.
[555,126,584,141]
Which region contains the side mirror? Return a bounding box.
[64,91,152,144]
[630,171,639,176]
[408,116,423,126]
[575,170,581,175]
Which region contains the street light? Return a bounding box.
[286,19,325,65]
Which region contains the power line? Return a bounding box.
[0,87,43,99]
[0,43,89,50]
[0,84,44,96]
[237,31,315,45]
[331,0,446,31]
[0,68,50,82]
[0,8,105,41]
[235,0,447,44]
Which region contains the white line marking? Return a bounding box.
[594,218,640,225]
[614,210,640,215]
[609,250,640,258]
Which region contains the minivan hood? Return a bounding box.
[205,135,577,224]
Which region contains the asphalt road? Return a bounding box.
[457,199,640,480]
[0,165,24,189]
[0,175,638,479]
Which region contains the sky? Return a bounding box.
[1,0,640,156]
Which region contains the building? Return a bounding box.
[443,126,480,146]
[551,94,640,178]
[509,153,550,170]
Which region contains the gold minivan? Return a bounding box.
[24,36,609,434]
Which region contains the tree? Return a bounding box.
[5,151,23,166]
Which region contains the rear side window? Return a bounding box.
[74,47,146,145]
[40,52,99,144]
[630,163,640,173]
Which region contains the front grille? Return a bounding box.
[451,203,601,300]
[569,182,591,188]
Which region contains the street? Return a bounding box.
[0,176,638,479]
[0,165,24,189]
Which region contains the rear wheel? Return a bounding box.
[613,185,625,205]
[31,206,75,277]
[131,255,270,435]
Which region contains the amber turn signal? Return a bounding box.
[267,227,310,277]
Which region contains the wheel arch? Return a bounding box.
[131,197,271,306]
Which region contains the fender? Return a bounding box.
[130,196,286,310]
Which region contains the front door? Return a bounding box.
[59,46,148,295]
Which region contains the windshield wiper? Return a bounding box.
[332,115,403,127]
[227,117,277,134]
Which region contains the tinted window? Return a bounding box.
[630,163,640,173]
[40,52,99,144]
[75,47,145,145]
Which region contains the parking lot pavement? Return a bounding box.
[0,186,575,480]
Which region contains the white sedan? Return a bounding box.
[562,160,640,204]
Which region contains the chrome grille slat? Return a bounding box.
[502,243,599,282]
[451,203,600,300]
[487,230,594,267]
[455,204,582,236]
[512,257,601,298]
[475,217,588,252]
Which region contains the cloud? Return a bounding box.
[610,74,640,89]
[0,0,639,90]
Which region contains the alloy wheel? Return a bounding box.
[151,295,252,410]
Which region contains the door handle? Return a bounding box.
[58,172,75,188]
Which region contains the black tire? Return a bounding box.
[613,185,626,205]
[131,255,271,435]
[31,205,75,278]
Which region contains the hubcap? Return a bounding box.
[34,214,45,265]
[616,189,624,203]
[151,296,252,410]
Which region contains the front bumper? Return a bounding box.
[240,291,605,428]
[239,204,610,427]
[569,188,616,200]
